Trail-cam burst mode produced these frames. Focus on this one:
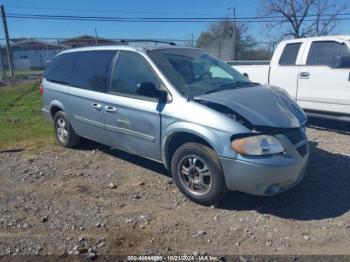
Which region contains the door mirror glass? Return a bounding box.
[335,56,350,69]
[136,82,166,98]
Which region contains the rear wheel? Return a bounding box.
[171,142,227,205]
[54,111,80,148]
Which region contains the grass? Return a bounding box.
[0,81,55,152]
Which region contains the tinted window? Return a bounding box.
[44,53,76,84]
[111,51,159,96]
[306,41,350,67]
[279,43,301,65]
[71,50,115,92]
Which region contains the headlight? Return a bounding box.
[232,135,284,156]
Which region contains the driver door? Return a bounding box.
[297,40,350,114]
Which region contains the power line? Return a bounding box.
[5,5,350,20]
[6,12,350,23]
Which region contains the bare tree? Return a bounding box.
[196,19,256,60]
[259,0,348,38]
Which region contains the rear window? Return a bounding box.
[71,50,115,92]
[279,43,301,65]
[44,52,76,84]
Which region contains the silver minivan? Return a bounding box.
[41,43,309,205]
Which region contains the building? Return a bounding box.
[59,35,119,48]
[1,38,63,70]
[0,35,123,71]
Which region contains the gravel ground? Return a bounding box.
[0,118,350,258]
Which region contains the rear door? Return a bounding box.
[269,42,304,98]
[103,51,162,160]
[297,40,350,114]
[67,50,115,145]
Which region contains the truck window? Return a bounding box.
[71,50,115,92]
[279,43,301,66]
[306,41,350,67]
[44,53,77,85]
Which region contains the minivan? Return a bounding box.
[41,43,309,205]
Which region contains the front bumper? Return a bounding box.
[220,134,309,196]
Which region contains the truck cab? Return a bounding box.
[232,36,350,120]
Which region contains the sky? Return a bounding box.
[0,0,349,43]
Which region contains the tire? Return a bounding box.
[171,142,227,205]
[53,111,80,148]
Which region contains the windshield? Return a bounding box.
[148,48,255,98]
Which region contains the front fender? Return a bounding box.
[161,121,237,166]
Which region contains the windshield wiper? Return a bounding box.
[204,81,257,95]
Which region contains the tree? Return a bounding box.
[196,19,255,60]
[259,0,348,38]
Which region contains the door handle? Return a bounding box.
[91,103,102,111]
[299,72,310,79]
[105,106,117,113]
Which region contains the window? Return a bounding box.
[111,51,159,96]
[44,52,76,84]
[306,41,350,67]
[148,48,250,98]
[71,50,115,92]
[279,43,301,66]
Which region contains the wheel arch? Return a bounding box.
[162,123,226,170]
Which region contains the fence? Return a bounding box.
[0,36,277,81]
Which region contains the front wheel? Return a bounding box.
[171,142,227,205]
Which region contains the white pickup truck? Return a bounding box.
[230,35,350,121]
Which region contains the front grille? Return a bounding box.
[281,128,305,145]
[296,143,308,157]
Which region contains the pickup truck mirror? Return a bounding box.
[335,56,350,69]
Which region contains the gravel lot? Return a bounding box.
[0,118,349,258]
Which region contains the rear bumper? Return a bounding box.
[220,134,309,196]
[41,107,52,122]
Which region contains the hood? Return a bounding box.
[195,85,306,128]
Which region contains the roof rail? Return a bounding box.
[119,39,176,46]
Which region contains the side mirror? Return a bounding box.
[243,73,249,79]
[136,82,167,99]
[335,56,350,69]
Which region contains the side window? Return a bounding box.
[71,50,115,92]
[111,51,159,96]
[306,41,350,67]
[279,43,302,66]
[44,53,76,84]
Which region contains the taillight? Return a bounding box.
[40,83,44,96]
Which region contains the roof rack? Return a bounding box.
[119,39,176,46]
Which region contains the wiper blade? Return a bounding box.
[204,81,256,95]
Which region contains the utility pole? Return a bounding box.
[1,5,15,83]
[94,28,98,45]
[233,7,236,60]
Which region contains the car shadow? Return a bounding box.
[218,140,350,221]
[73,129,350,221]
[74,138,170,177]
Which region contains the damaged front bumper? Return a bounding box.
[220,133,309,196]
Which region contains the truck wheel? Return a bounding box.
[171,142,227,205]
[53,111,80,148]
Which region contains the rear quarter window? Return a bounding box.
[44,52,77,84]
